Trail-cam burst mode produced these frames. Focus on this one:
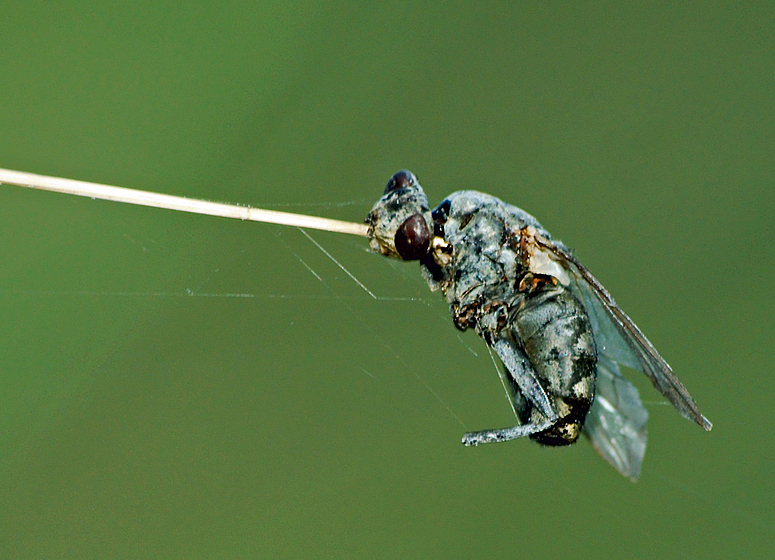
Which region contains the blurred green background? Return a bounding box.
[1,2,772,558]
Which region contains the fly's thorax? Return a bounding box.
[425,191,531,308]
[367,170,433,261]
[433,191,547,239]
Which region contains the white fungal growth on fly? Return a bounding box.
[367,170,710,480]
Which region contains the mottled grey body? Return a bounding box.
[422,192,596,446]
[367,171,711,479]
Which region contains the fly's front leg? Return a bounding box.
[462,335,560,446]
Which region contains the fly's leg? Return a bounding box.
[463,420,556,446]
[463,283,597,448]
[462,336,560,446]
[491,337,557,420]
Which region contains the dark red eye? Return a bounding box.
[384,170,417,194]
[394,213,430,260]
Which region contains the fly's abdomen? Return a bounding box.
[514,284,597,445]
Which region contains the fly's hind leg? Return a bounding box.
[462,336,560,446]
[463,420,557,446]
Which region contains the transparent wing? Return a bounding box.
[583,354,648,480]
[535,236,712,431]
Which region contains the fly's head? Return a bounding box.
[367,170,434,261]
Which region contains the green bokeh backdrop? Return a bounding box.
[1,2,773,559]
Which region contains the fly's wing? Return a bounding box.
[535,236,712,431]
[583,354,648,480]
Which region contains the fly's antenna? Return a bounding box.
[0,168,369,238]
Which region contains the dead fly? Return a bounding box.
[368,171,712,480]
[0,167,712,479]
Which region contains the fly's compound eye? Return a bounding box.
[394,213,430,260]
[384,170,417,194]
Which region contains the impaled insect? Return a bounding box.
[368,170,712,480]
[0,167,712,480]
